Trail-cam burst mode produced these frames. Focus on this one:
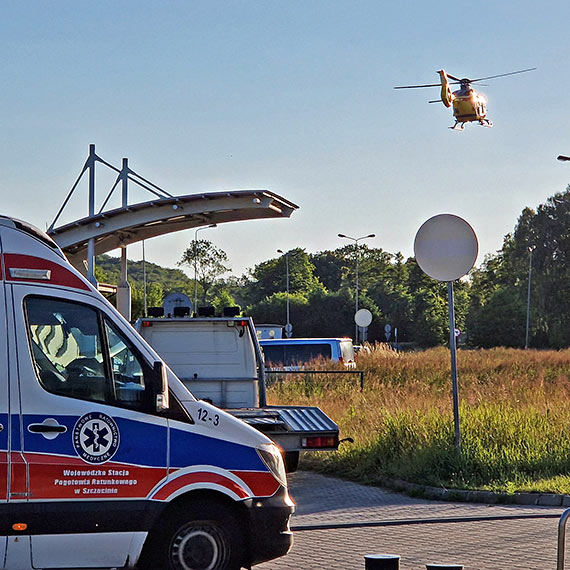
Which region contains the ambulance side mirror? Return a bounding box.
[152,361,169,412]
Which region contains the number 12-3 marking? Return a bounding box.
[197,407,220,427]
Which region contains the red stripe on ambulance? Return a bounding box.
[21,453,166,500]
[151,471,250,501]
[231,471,281,497]
[3,254,90,291]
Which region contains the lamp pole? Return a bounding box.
[525,245,535,349]
[193,224,217,315]
[338,233,376,343]
[277,249,292,337]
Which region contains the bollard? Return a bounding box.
[364,554,400,570]
[425,565,464,570]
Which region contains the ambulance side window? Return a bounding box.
[27,297,109,403]
[104,319,147,409]
[25,297,152,412]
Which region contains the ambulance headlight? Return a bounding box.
[257,443,287,487]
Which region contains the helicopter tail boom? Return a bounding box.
[437,70,453,108]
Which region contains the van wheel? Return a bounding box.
[284,451,300,473]
[145,502,245,570]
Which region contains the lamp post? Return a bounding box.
[525,245,535,349]
[193,224,217,315]
[338,233,376,343]
[277,249,292,337]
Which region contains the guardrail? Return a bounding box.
[265,369,366,391]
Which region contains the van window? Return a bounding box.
[25,297,150,411]
[263,343,332,367]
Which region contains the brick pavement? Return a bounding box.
[255,471,566,570]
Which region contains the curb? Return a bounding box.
[370,475,570,507]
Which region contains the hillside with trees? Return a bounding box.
[96,187,570,348]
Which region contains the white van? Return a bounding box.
[135,315,340,473]
[0,216,293,570]
[259,338,356,369]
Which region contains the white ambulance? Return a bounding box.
[0,216,293,569]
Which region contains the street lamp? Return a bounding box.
[338,233,376,343]
[193,224,217,315]
[277,249,292,337]
[525,245,536,349]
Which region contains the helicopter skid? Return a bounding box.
[450,118,493,130]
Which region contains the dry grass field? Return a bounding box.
[267,345,570,494]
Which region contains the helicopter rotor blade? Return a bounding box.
[395,77,462,89]
[428,99,442,104]
[394,83,442,89]
[469,67,536,83]
[445,73,462,82]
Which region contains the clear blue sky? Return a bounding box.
[1,1,569,277]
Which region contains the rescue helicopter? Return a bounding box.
[394,68,536,130]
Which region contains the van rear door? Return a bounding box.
[12,287,169,569]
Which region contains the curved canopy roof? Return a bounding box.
[48,189,298,268]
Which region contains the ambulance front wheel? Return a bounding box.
[151,501,245,570]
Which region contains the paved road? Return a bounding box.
[256,471,566,570]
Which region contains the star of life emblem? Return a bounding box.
[73,412,120,464]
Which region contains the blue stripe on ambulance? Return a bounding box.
[169,426,266,471]
[20,414,267,472]
[10,414,20,452]
[21,414,166,467]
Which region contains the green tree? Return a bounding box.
[410,285,448,346]
[247,249,323,305]
[309,250,345,291]
[468,286,526,348]
[248,292,309,330]
[469,188,570,348]
[210,286,239,315]
[178,239,231,305]
[299,289,382,339]
[247,289,382,340]
[131,282,164,319]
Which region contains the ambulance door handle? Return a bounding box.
[28,418,67,439]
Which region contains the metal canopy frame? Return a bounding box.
[47,145,298,319]
[50,189,298,265]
